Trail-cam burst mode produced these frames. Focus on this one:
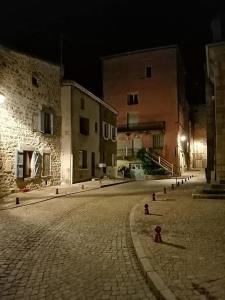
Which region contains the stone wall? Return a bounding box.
[0,46,61,197]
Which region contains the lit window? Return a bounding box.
[127,93,139,105]
[79,150,87,168]
[16,150,42,179]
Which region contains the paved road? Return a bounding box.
[0,181,162,300]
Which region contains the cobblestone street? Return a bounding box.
[0,182,157,300]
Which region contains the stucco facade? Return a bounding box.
[61,81,117,184]
[0,45,61,197]
[102,46,189,174]
[206,42,225,183]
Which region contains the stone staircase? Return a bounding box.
[144,151,174,175]
[192,183,225,199]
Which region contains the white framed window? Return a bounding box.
[16,150,42,179]
[111,126,117,142]
[102,121,110,140]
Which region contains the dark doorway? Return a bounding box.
[91,152,95,177]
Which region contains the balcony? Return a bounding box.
[118,121,165,133]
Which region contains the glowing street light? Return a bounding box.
[180,135,186,142]
[0,94,5,104]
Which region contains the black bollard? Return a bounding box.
[181,179,183,184]
[152,193,156,201]
[16,197,20,205]
[164,187,167,194]
[177,181,180,186]
[56,188,59,194]
[144,204,150,215]
[171,184,174,190]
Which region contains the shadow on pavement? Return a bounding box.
[162,241,186,250]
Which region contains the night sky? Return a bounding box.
[0,0,224,104]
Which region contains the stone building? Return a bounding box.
[102,45,189,174]
[190,105,207,170]
[206,42,225,183]
[61,80,117,184]
[0,45,61,197]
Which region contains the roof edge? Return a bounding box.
[62,80,118,115]
[0,42,60,67]
[101,44,178,60]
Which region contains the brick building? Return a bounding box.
[102,45,189,174]
[0,45,61,197]
[61,80,117,184]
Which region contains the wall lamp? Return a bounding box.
[0,93,5,104]
[180,135,186,142]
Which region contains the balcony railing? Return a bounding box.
[118,121,165,133]
[117,148,140,158]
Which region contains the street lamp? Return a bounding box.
[0,94,5,104]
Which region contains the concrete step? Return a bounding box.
[211,184,225,189]
[193,193,225,199]
[202,188,225,194]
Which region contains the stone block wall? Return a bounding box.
[0,46,61,197]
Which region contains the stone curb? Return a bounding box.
[0,180,132,211]
[130,203,177,300]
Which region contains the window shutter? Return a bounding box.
[38,110,45,133]
[16,150,24,179]
[50,113,54,135]
[34,151,42,177]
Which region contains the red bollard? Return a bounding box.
[164,187,167,194]
[154,226,162,243]
[152,193,156,201]
[171,184,174,190]
[144,204,150,215]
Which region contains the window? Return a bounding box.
[102,121,110,140]
[16,150,42,179]
[43,153,51,176]
[23,151,33,178]
[146,66,152,78]
[32,76,39,87]
[127,93,138,105]
[79,150,87,169]
[80,117,89,135]
[39,110,54,134]
[80,98,85,110]
[153,134,164,149]
[95,121,98,133]
[111,126,117,142]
